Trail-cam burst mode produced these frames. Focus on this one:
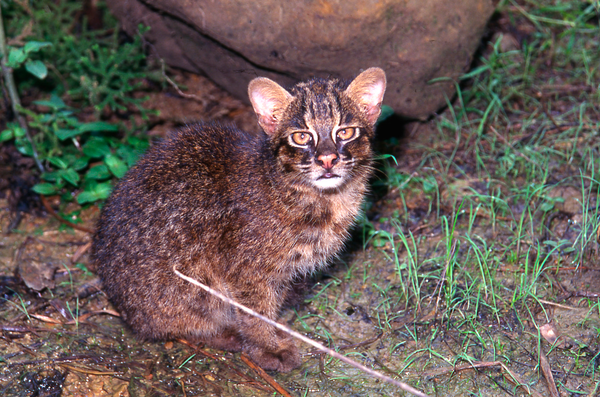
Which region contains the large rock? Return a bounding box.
[107,0,494,120]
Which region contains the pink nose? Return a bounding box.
[318,153,338,170]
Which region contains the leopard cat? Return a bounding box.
[91,67,386,372]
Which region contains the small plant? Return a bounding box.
[2,93,148,204]
[60,26,152,118]
[1,1,152,205]
[2,40,52,80]
[7,1,153,117]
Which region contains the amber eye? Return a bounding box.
[337,127,357,141]
[291,132,312,146]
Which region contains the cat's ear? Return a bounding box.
[248,77,293,135]
[345,68,387,125]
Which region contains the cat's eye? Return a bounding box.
[291,132,312,146]
[337,127,358,141]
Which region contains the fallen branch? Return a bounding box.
[40,195,95,234]
[240,352,293,397]
[174,265,432,397]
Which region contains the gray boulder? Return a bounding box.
[107,0,495,120]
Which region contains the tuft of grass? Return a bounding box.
[355,0,600,394]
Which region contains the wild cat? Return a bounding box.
[91,68,386,371]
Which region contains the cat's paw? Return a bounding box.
[245,341,301,372]
[208,334,243,352]
[187,328,243,352]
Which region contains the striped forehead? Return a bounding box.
[296,81,342,134]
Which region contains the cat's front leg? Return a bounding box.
[237,303,301,372]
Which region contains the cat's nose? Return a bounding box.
[317,153,339,170]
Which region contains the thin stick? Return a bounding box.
[59,363,117,376]
[240,352,293,397]
[424,361,543,397]
[173,266,431,397]
[40,195,95,233]
[0,6,44,173]
[538,299,577,310]
[160,60,204,101]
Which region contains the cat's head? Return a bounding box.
[248,68,386,192]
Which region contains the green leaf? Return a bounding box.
[127,136,150,151]
[539,201,555,212]
[23,41,52,53]
[48,157,68,169]
[82,137,111,158]
[60,153,78,167]
[78,122,119,133]
[116,145,141,167]
[371,235,387,248]
[32,183,59,195]
[77,182,112,204]
[86,164,111,180]
[7,47,26,67]
[2,122,24,139]
[25,60,48,79]
[105,154,128,178]
[72,156,90,171]
[34,94,67,110]
[15,137,33,156]
[0,130,14,142]
[421,176,438,194]
[55,128,81,141]
[42,171,62,182]
[62,169,80,186]
[13,126,26,138]
[76,191,96,204]
[95,183,113,198]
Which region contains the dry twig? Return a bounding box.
[161,60,205,102]
[40,195,95,233]
[489,125,542,168]
[0,7,44,172]
[240,352,293,397]
[59,363,117,376]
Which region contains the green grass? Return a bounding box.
[298,0,600,394]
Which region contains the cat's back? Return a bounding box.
[127,123,263,194]
[92,123,269,257]
[111,123,265,206]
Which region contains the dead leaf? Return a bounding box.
[30,314,63,324]
[17,260,58,291]
[540,323,559,344]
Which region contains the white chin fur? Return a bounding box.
[313,176,344,190]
